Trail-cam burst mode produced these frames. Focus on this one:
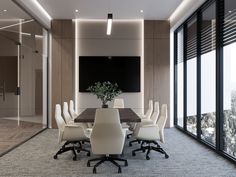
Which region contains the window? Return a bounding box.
[186,17,197,135]
[200,2,216,145]
[174,0,236,163]
[223,0,236,158]
[176,28,184,128]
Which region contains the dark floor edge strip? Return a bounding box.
[0,128,48,158]
[175,126,236,165]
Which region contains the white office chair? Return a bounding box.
[127,100,154,139]
[64,101,89,130]
[87,108,128,174]
[113,98,124,108]
[129,101,159,146]
[63,102,73,124]
[142,101,159,124]
[131,104,169,160]
[69,100,78,119]
[140,100,153,120]
[54,104,90,161]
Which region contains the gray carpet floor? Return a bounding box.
[0,128,236,177]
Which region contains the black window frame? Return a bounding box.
[174,0,236,163]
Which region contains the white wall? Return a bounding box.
[76,20,144,114]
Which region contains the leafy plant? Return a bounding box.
[87,81,122,107]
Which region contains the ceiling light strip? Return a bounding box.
[106,13,112,35]
[32,0,52,21]
[0,19,34,30]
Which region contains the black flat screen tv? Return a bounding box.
[79,56,140,92]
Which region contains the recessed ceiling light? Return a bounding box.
[3,9,7,12]
[229,10,232,13]
[140,10,144,13]
[75,9,79,13]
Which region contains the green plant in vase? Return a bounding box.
[87,81,122,108]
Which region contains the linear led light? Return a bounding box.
[0,19,34,30]
[168,0,190,22]
[106,13,112,35]
[32,0,52,21]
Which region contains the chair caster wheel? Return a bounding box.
[53,155,57,159]
[93,168,96,174]
[73,156,77,161]
[124,161,128,166]
[138,141,141,144]
[87,152,90,156]
[165,154,169,159]
[129,143,132,147]
[146,156,150,160]
[77,150,80,153]
[142,149,145,152]
[118,167,122,173]
[132,152,136,156]
[87,161,90,167]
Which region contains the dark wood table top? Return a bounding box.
[74,108,141,123]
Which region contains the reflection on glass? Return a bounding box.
[177,28,184,127]
[201,2,216,145]
[223,43,236,157]
[223,0,236,158]
[187,59,197,135]
[186,17,197,135]
[0,0,47,155]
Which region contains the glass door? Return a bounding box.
[0,18,48,155]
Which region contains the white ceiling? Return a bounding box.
[0,0,30,19]
[38,0,183,20]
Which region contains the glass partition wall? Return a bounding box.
[174,0,236,162]
[0,1,47,155]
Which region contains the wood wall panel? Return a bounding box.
[144,21,154,39]
[51,20,62,38]
[144,39,154,110]
[144,20,170,127]
[51,37,62,128]
[153,38,170,108]
[61,39,74,102]
[154,21,170,39]
[51,20,74,128]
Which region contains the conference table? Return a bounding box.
[74,108,141,123]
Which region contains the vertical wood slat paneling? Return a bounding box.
[61,39,74,103]
[144,39,154,110]
[144,21,154,111]
[144,20,170,127]
[51,20,74,128]
[51,37,62,128]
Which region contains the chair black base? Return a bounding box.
[53,141,90,161]
[126,133,132,139]
[132,140,169,160]
[87,155,128,174]
[129,139,141,146]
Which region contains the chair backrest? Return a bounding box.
[150,101,159,124]
[113,98,124,108]
[55,104,66,131]
[63,102,72,124]
[156,104,168,143]
[55,104,66,143]
[90,108,125,155]
[144,100,153,119]
[69,100,78,119]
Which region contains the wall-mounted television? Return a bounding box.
[79,56,140,92]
